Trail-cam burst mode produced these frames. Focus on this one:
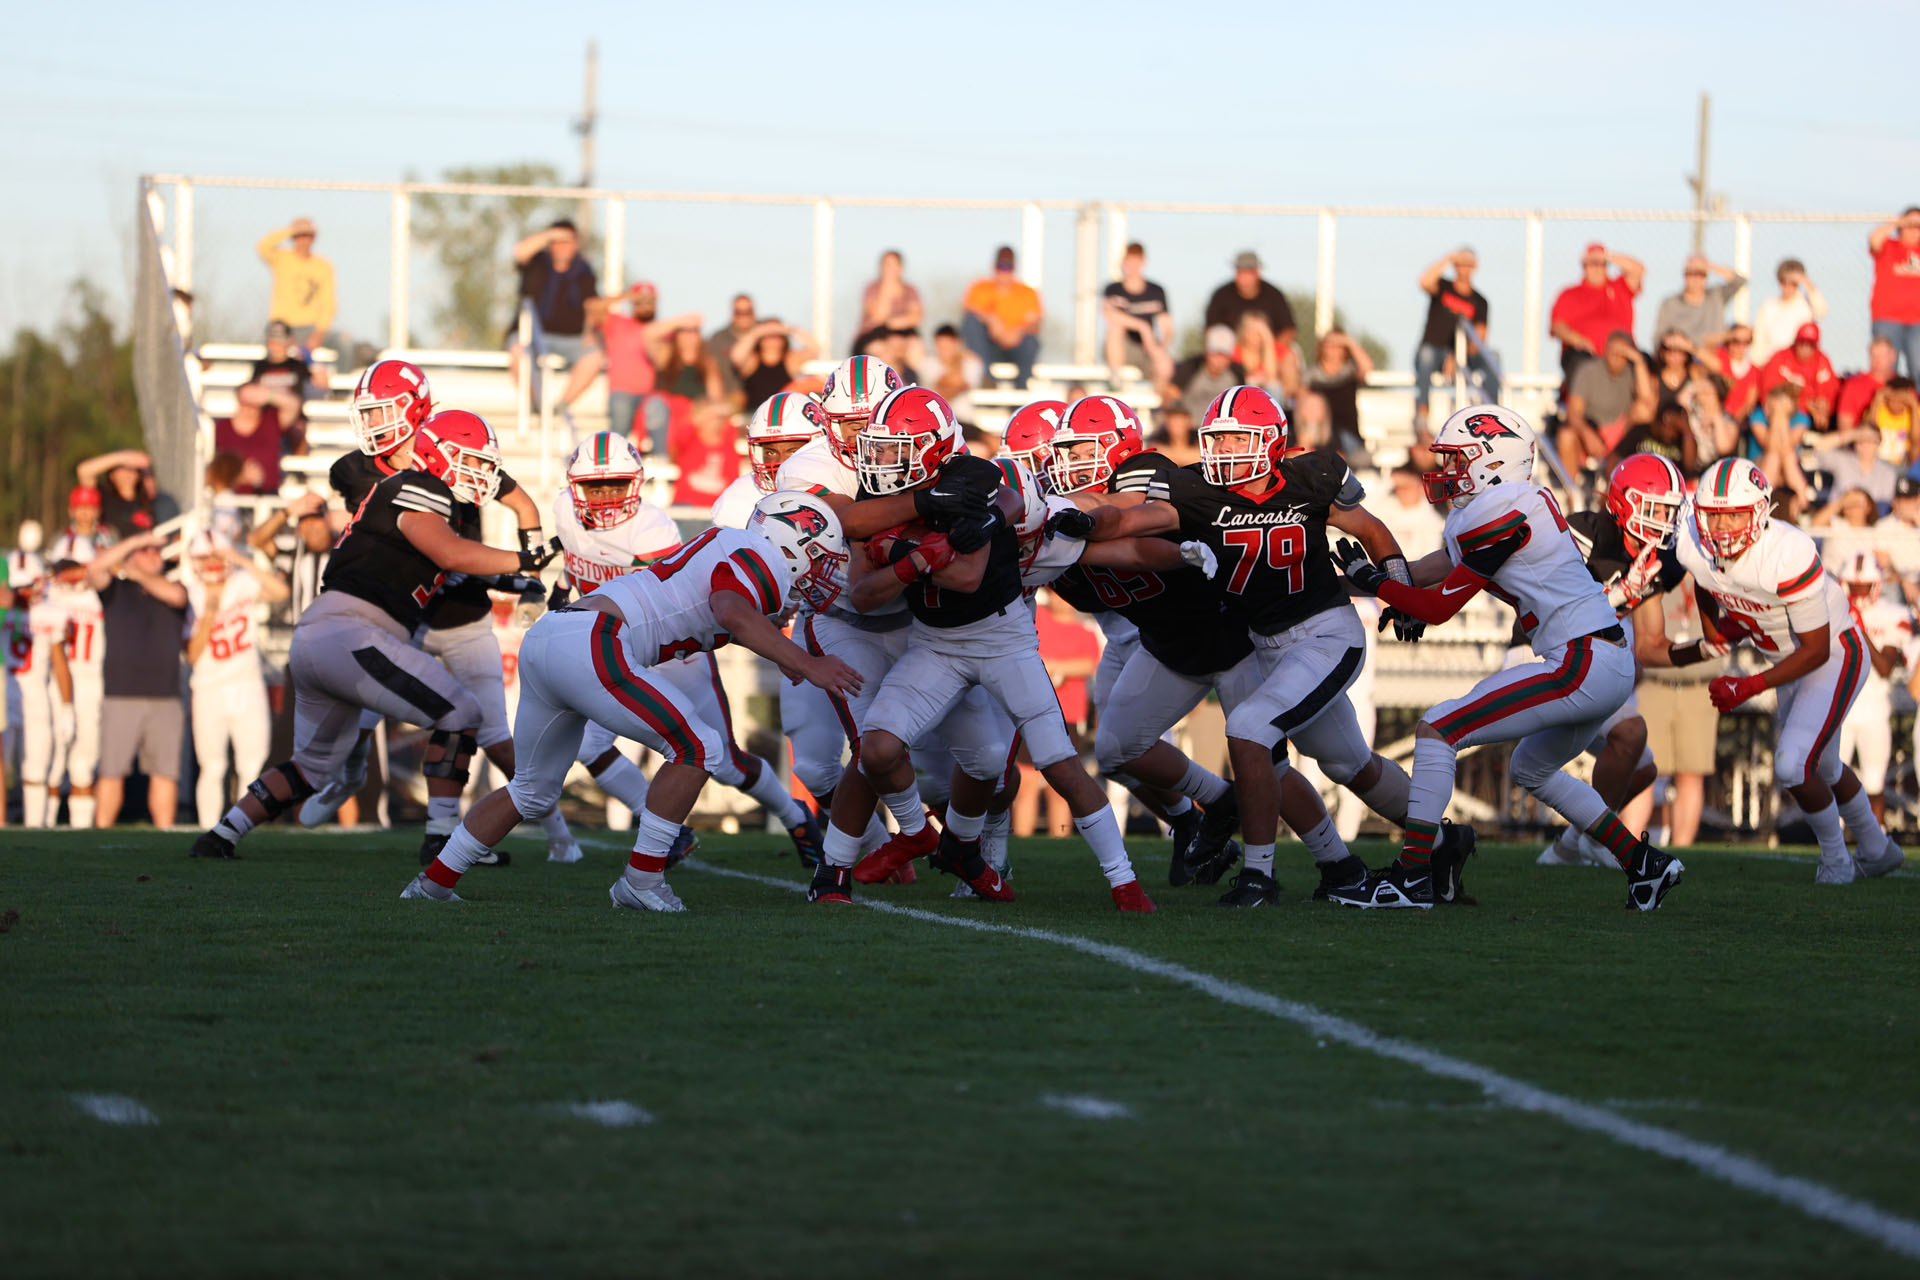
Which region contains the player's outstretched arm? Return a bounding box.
[397,512,544,578]
[1327,502,1410,581]
[1087,501,1180,541]
[1079,536,1215,578]
[711,590,863,698]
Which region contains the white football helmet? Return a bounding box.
[1837,549,1883,595]
[748,393,824,492]
[1001,457,1049,570]
[565,431,645,529]
[1693,457,1771,564]
[185,531,229,584]
[818,355,903,467]
[1423,404,1537,508]
[749,490,849,613]
[7,548,45,599]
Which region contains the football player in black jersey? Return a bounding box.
[819,387,1156,911]
[189,411,557,863]
[1097,385,1473,906]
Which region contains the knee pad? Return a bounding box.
[246,762,315,821]
[422,730,477,784]
[1092,725,1126,776]
[1509,742,1560,794]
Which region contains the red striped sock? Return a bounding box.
[1585,811,1639,866]
[1402,818,1439,868]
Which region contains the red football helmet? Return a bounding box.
[350,359,434,457]
[1605,453,1686,552]
[1199,385,1290,487]
[819,355,904,467]
[413,410,502,505]
[1003,400,1066,492]
[857,387,961,495]
[1051,396,1144,494]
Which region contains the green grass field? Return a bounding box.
[2,826,1917,1278]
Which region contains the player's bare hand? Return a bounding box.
[796,654,863,699]
[1179,540,1218,578]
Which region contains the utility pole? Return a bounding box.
[1686,92,1711,254]
[575,40,598,240]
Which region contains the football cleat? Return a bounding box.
[546,836,585,864]
[400,873,460,901]
[1322,860,1434,909]
[1430,820,1478,906]
[1216,867,1280,908]
[1624,838,1685,909]
[1166,805,1202,886]
[1813,851,1857,886]
[1188,838,1243,887]
[883,862,918,886]
[1111,880,1157,913]
[297,772,362,828]
[788,810,826,869]
[1856,841,1905,879]
[470,847,510,868]
[852,822,939,884]
[1311,854,1371,901]
[188,830,237,860]
[1184,788,1240,880]
[666,825,698,869]
[610,877,688,912]
[929,828,1015,903]
[418,833,446,868]
[981,809,1012,876]
[808,861,854,904]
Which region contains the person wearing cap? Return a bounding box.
[1164,324,1247,419]
[1412,247,1496,435]
[1548,242,1644,388]
[84,531,188,828]
[1750,257,1827,366]
[1868,207,1920,378]
[250,320,317,401]
[1204,250,1298,380]
[568,283,704,452]
[255,217,336,352]
[76,449,177,539]
[961,245,1043,389]
[1558,330,1654,479]
[1735,321,1839,430]
[1652,253,1745,350]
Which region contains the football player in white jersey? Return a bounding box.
[1332,404,1685,910]
[184,532,289,829]
[711,391,819,529]
[44,538,106,828]
[404,494,860,907]
[1637,459,1902,883]
[1834,551,1912,824]
[12,558,73,827]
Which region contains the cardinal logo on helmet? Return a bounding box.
[767,505,830,539]
[1462,413,1518,440]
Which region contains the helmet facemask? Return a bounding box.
[1621,490,1683,552]
[855,430,927,495]
[1422,443,1481,506]
[1695,500,1768,563]
[570,475,641,529]
[353,395,418,457]
[1050,435,1115,494]
[1199,424,1277,487]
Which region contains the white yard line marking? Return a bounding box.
[680,856,1920,1262]
[1039,1093,1133,1120]
[71,1093,158,1126]
[555,1100,654,1127]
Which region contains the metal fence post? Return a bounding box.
[1314,209,1336,338]
[811,200,834,354]
[1073,204,1099,365]
[515,304,533,440]
[1103,205,1128,281]
[604,197,626,292]
[1521,213,1544,378]
[388,189,410,352]
[1732,214,1754,324]
[175,179,194,293]
[1020,203,1044,288]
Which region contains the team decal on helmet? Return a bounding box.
[1050,396,1144,495]
[350,359,434,457]
[747,392,825,492]
[819,356,904,467]
[749,490,849,612]
[855,386,961,495]
[1422,403,1537,507]
[413,410,503,506]
[565,431,646,530]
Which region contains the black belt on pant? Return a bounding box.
[1585,624,1626,645]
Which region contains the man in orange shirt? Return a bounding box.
[961,245,1043,389]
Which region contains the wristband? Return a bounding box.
[518,527,545,554]
[1383,555,1412,587]
[1669,640,1710,667]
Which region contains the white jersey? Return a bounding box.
[47,586,105,681]
[184,570,267,690]
[553,490,682,595]
[492,607,526,698]
[1443,485,1615,655]
[22,599,69,687]
[1674,514,1854,656]
[1022,495,1091,592]
[4,605,32,680]
[1850,595,1914,706]
[591,526,795,668]
[774,437,907,620]
[710,474,763,530]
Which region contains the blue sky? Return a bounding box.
[3,0,1914,367]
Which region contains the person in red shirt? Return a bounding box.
[668,407,743,507]
[1838,336,1901,430]
[1548,241,1645,390]
[1869,207,1920,378]
[1734,322,1839,430]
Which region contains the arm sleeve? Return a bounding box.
[1377,561,1491,625]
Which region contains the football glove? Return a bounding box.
[546,580,573,610]
[1179,540,1219,579]
[913,468,997,522]
[1709,673,1767,712]
[518,536,561,573]
[1044,506,1096,539]
[864,524,912,567]
[892,532,957,583]
[946,505,1007,554]
[1331,537,1388,595]
[1379,606,1426,643]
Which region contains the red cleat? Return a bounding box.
[852,823,940,883]
[883,862,918,886]
[965,863,1016,903]
[1111,880,1157,913]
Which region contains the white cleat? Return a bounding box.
[400,873,460,901]
[546,837,585,864]
[1855,841,1905,880]
[1814,851,1859,885]
[609,877,687,912]
[299,773,362,828]
[1535,838,1587,867]
[949,880,977,900]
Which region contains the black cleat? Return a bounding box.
[189,830,237,860]
[666,825,698,869]
[788,811,825,868]
[928,827,984,879]
[1216,867,1280,907]
[470,847,510,868]
[1624,838,1684,911]
[418,832,449,867]
[1321,859,1433,909]
[1185,787,1240,879]
[1311,854,1371,901]
[808,861,853,904]
[1188,838,1243,886]
[1166,805,1203,886]
[1430,820,1478,906]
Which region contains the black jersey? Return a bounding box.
[883,454,1024,628]
[1502,507,1685,647]
[322,470,461,631]
[329,450,522,512]
[1156,449,1362,636]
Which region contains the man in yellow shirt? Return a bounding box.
[961,245,1042,389]
[256,218,337,352]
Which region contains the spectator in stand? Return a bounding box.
[1651,329,1708,413]
[1652,254,1745,349]
[1166,326,1246,419]
[1548,242,1644,390]
[656,325,730,433]
[1234,314,1289,400]
[1809,486,1884,573]
[961,246,1043,389]
[669,410,743,508]
[571,283,703,452]
[730,318,819,412]
[856,250,924,357]
[84,531,187,827]
[1147,405,1201,467]
[255,217,335,352]
[1868,207,1920,376]
[507,220,598,393]
[1610,401,1701,477]
[1750,258,1827,366]
[923,323,983,421]
[860,327,919,386]
[707,294,758,398]
[1735,322,1839,431]
[251,320,316,402]
[1102,242,1174,385]
[76,450,174,537]
[1875,378,1919,466]
[1838,337,1901,430]
[1746,383,1813,498]
[1377,464,1446,558]
[1413,248,1495,435]
[1709,322,1754,384]
[1206,250,1297,349]
[204,452,258,546]
[1557,331,1655,479]
[61,484,109,554]
[213,382,298,494]
[1292,391,1333,450]
[1816,427,1900,510]
[1304,327,1374,464]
